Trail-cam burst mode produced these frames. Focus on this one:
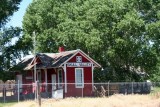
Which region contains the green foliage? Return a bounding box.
[0,0,22,28]
[22,0,160,81]
[0,27,21,67]
[150,59,160,82]
[0,102,16,107]
[0,0,22,81]
[0,27,22,81]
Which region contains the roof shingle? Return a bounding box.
[16,50,78,70]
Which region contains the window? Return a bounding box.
[76,56,82,62]
[37,70,41,82]
[75,68,84,88]
[58,69,63,88]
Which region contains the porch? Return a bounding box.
[18,68,65,99]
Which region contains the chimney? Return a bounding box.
[58,46,65,53]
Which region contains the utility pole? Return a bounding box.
[33,31,37,100]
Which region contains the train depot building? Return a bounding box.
[15,47,101,98]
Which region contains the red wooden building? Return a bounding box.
[15,48,101,98]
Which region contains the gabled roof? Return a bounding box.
[15,49,101,71]
[12,57,34,71]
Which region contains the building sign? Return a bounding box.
[67,63,92,67]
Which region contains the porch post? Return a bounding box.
[92,63,94,91]
[44,69,48,92]
[64,64,67,93]
[34,57,37,100]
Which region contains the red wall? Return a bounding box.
[21,68,59,94]
[46,68,57,92]
[65,52,93,97]
[18,52,94,97]
[68,53,90,62]
[47,68,57,83]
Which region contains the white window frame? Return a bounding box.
[75,68,84,88]
[58,69,63,88]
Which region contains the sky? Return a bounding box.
[5,0,33,59]
[6,0,32,27]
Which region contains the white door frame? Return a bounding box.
[52,74,57,98]
[57,68,63,88]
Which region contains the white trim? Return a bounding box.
[64,64,67,93]
[79,50,101,67]
[91,63,94,91]
[44,69,48,92]
[67,62,92,67]
[59,49,101,68]
[58,69,63,88]
[59,50,79,67]
[30,56,36,66]
[27,67,59,71]
[44,69,47,83]
[29,55,43,66]
[51,74,57,92]
[75,68,84,88]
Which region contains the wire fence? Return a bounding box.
[0,81,159,103]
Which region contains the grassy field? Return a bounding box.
[1,87,160,107]
[0,102,16,107]
[7,94,160,107]
[151,87,160,94]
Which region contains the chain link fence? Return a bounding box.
[0,81,159,103]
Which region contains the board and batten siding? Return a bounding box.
[65,52,93,97]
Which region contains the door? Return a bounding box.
[58,69,63,88]
[52,74,56,97]
[37,70,41,82]
[16,75,22,93]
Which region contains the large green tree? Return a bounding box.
[0,0,22,81]
[0,27,22,80]
[22,0,160,81]
[0,0,22,27]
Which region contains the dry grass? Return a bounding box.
[10,94,160,107]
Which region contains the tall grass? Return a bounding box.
[3,87,160,107]
[0,102,16,107]
[150,86,160,99]
[10,94,160,107]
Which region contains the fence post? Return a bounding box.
[125,82,127,95]
[18,80,20,102]
[132,82,133,94]
[82,83,83,98]
[35,81,37,101]
[37,81,41,107]
[3,85,6,103]
[108,81,110,96]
